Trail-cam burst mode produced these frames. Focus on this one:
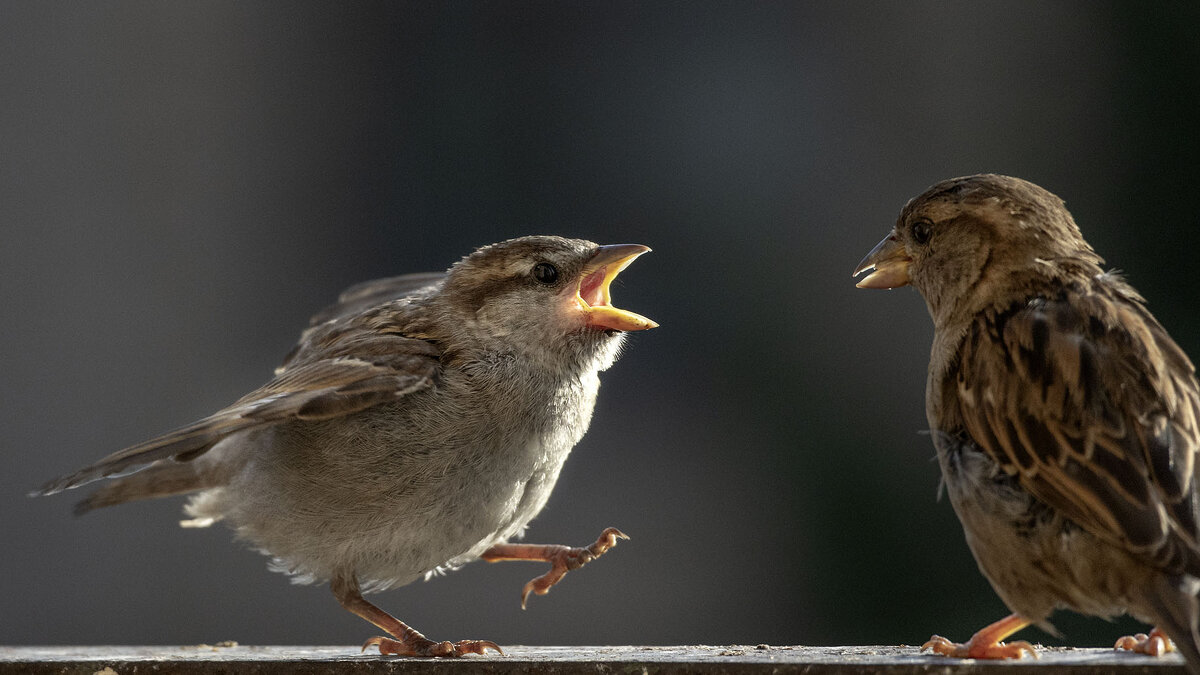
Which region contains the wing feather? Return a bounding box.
[36,317,440,496]
[955,283,1200,574]
[308,272,445,325]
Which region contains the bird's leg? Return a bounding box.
[480,526,628,609]
[331,572,501,657]
[1115,626,1175,656]
[922,613,1037,659]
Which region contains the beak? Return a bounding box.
[576,244,658,331]
[853,233,912,289]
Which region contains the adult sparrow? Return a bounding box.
[855,174,1200,671]
[36,235,656,656]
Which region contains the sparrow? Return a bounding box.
[854,174,1200,671]
[35,235,656,657]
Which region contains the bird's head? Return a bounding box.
[853,174,1104,325]
[440,235,656,369]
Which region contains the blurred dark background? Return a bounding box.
[3,0,1199,650]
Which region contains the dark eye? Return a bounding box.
[532,262,559,285]
[911,220,932,245]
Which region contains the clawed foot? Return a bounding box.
[332,571,502,659]
[363,635,503,657]
[481,526,629,609]
[520,527,628,608]
[1115,627,1175,657]
[922,634,1037,660]
[919,614,1036,660]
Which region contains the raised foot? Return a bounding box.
[1115,627,1175,657]
[922,634,1037,660]
[363,635,503,657]
[481,526,629,609]
[522,526,628,609]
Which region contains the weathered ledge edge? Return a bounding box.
[0,644,1188,674]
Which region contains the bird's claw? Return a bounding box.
[921,634,1037,660]
[1115,627,1175,657]
[520,527,628,609]
[587,527,630,556]
[363,635,503,657]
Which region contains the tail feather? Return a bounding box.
[34,419,233,496]
[1145,574,1200,674]
[72,457,230,515]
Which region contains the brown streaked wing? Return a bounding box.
[308,272,445,326]
[954,288,1200,574]
[36,332,440,496]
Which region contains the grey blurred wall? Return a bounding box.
[3,0,1199,649]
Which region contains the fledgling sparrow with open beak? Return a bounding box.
[36,235,656,657]
[855,175,1200,672]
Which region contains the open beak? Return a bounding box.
[575,244,658,331]
[853,233,912,289]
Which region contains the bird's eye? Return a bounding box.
[532,262,559,285]
[912,220,932,245]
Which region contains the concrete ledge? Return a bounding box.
[0,644,1188,674]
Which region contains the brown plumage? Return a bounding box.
[855,174,1200,670]
[35,235,655,657]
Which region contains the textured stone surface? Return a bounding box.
[0,644,1188,674]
